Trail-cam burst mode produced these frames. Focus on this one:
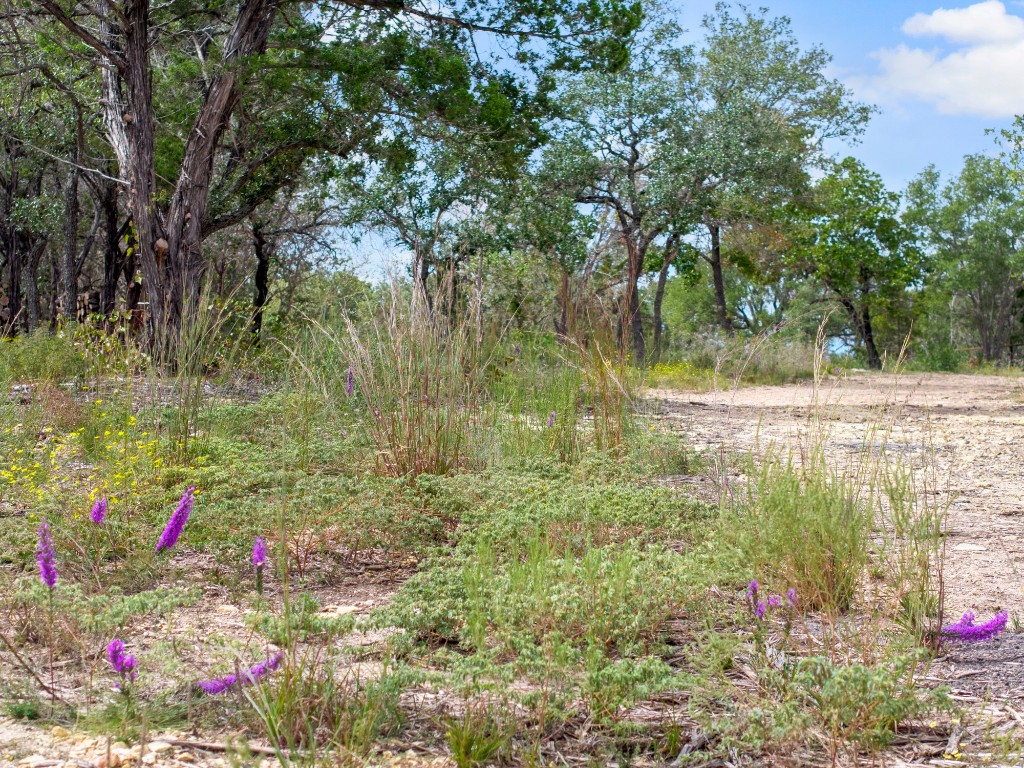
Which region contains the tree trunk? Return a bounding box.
[48,246,60,330]
[124,246,144,336]
[651,237,676,364]
[621,236,646,364]
[61,168,80,320]
[251,222,271,339]
[858,268,882,370]
[100,180,122,317]
[415,246,433,312]
[23,239,46,333]
[837,294,882,370]
[708,224,734,336]
[90,0,278,362]
[860,304,882,370]
[5,233,22,335]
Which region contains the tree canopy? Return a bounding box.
[0,0,1020,371]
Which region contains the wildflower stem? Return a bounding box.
[48,587,54,709]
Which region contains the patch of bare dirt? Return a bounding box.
[652,372,1024,621]
[655,371,1024,739]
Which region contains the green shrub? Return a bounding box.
[790,654,948,752]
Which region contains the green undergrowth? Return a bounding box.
[0,325,963,765]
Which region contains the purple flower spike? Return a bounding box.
[746,579,759,599]
[37,522,58,589]
[754,600,767,619]
[786,588,797,606]
[252,537,267,569]
[768,594,783,608]
[196,651,284,695]
[155,486,196,553]
[346,366,355,397]
[107,639,137,680]
[941,611,1008,643]
[197,674,237,695]
[121,655,137,681]
[91,497,107,524]
[547,411,557,427]
[107,639,124,665]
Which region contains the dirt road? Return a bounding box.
[654,372,1024,621]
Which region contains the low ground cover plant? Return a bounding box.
[0,309,1007,767]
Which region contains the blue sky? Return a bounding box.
[675,0,1024,189]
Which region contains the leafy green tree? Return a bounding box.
[689,4,870,335]
[486,162,601,339]
[542,19,700,361]
[794,158,922,369]
[905,155,1024,362]
[338,113,538,313]
[27,0,641,358]
[540,5,866,362]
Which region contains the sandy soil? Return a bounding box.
[652,371,1024,621]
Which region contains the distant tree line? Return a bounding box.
[2,0,1024,369]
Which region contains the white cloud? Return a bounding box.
[902,0,1024,44]
[856,1,1024,117]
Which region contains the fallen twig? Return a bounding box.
[0,626,67,702]
[164,739,283,757]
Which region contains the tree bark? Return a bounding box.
[707,223,734,336]
[80,0,278,361]
[61,168,80,320]
[837,294,882,370]
[100,181,123,317]
[23,239,46,332]
[48,246,60,330]
[251,222,271,339]
[860,304,882,370]
[621,235,646,364]
[858,268,882,370]
[651,236,676,364]
[2,168,44,334]
[4,232,22,335]
[415,245,433,312]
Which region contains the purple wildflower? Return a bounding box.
[155,486,196,553]
[252,537,267,568]
[547,411,557,427]
[107,639,137,681]
[941,611,1008,643]
[346,366,355,397]
[754,600,767,619]
[253,536,268,595]
[107,639,124,666]
[746,579,759,599]
[768,594,783,608]
[37,522,58,589]
[91,497,107,524]
[196,651,284,695]
[786,588,797,606]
